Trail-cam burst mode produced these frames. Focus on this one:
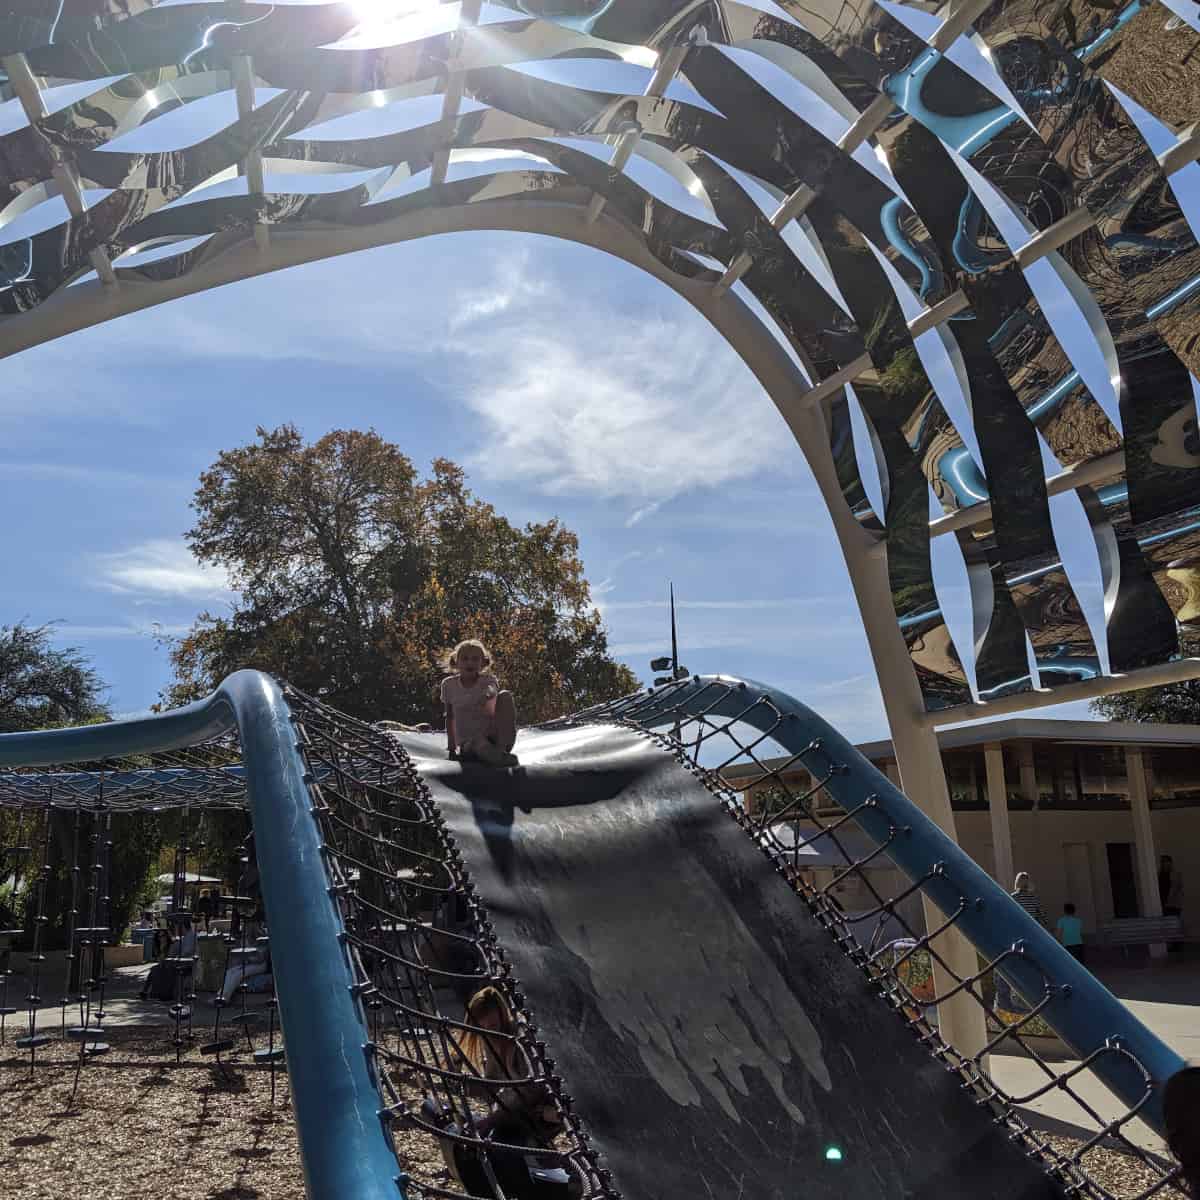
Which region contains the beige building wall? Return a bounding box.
[952,809,1200,939]
[735,744,1200,944]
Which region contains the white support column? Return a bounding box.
[1126,746,1166,959]
[768,393,987,1058]
[984,743,1014,889]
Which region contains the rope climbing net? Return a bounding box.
[0,675,1190,1199]
[0,732,283,1101]
[288,689,615,1200]
[549,677,1189,1199]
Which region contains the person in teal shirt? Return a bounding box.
[1056,902,1085,964]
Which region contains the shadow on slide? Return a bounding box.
[399,723,1065,1200]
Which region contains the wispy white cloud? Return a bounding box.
[458,320,783,503]
[625,500,663,528]
[773,673,888,743]
[0,461,152,486]
[449,249,549,330]
[8,242,792,513]
[54,621,191,640]
[92,539,231,601]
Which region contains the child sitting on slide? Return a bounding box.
[440,639,519,767]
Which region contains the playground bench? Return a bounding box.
[1098,917,1185,957]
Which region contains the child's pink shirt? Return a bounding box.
[440,672,499,749]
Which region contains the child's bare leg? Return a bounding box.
[491,691,517,752]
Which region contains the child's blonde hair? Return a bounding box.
[442,638,493,673]
[454,986,519,1079]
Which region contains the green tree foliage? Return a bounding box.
[163,425,637,722]
[0,626,112,941]
[0,622,108,733]
[1090,637,1200,723]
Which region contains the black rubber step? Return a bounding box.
[254,1046,285,1064]
[200,1039,235,1055]
[15,1033,53,1049]
[66,1027,106,1041]
[227,1012,262,1025]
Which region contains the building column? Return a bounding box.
[1125,746,1166,959]
[1017,740,1038,810]
[985,743,1015,889]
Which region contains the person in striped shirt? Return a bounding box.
[1011,871,1047,927]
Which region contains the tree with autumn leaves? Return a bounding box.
[162,425,637,723]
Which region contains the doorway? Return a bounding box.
[1106,843,1139,918]
[1062,843,1098,932]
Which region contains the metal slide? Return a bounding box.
[401,721,1064,1200]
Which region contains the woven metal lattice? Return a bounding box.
[0,736,246,811]
[4,1,1200,715]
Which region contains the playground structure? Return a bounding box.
[0,671,1193,1198]
[3,0,1200,1194]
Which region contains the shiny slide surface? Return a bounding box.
[400,724,1064,1200]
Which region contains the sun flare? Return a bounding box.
[349,0,442,33]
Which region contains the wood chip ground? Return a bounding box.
[1,1033,1186,1199]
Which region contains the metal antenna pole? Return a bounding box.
[670,582,679,679]
[670,583,682,742]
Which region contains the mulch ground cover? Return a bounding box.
[1,1028,302,1200]
[1,1030,1186,1199]
[1043,1133,1188,1199]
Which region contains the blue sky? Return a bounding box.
[3,231,888,727]
[1,225,1106,741]
[5,1,1173,741]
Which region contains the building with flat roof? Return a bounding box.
[729,718,1197,953]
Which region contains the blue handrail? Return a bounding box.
[0,670,400,1200]
[619,675,1186,1133]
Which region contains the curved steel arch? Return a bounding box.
[6,0,1200,1049]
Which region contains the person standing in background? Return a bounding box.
[1055,902,1086,964]
[1011,872,1047,927]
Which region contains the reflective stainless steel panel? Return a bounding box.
[4,0,1199,712]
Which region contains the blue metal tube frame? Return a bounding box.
[0,670,401,1200]
[621,675,1186,1133]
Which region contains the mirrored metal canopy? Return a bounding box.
[4,0,1200,713]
